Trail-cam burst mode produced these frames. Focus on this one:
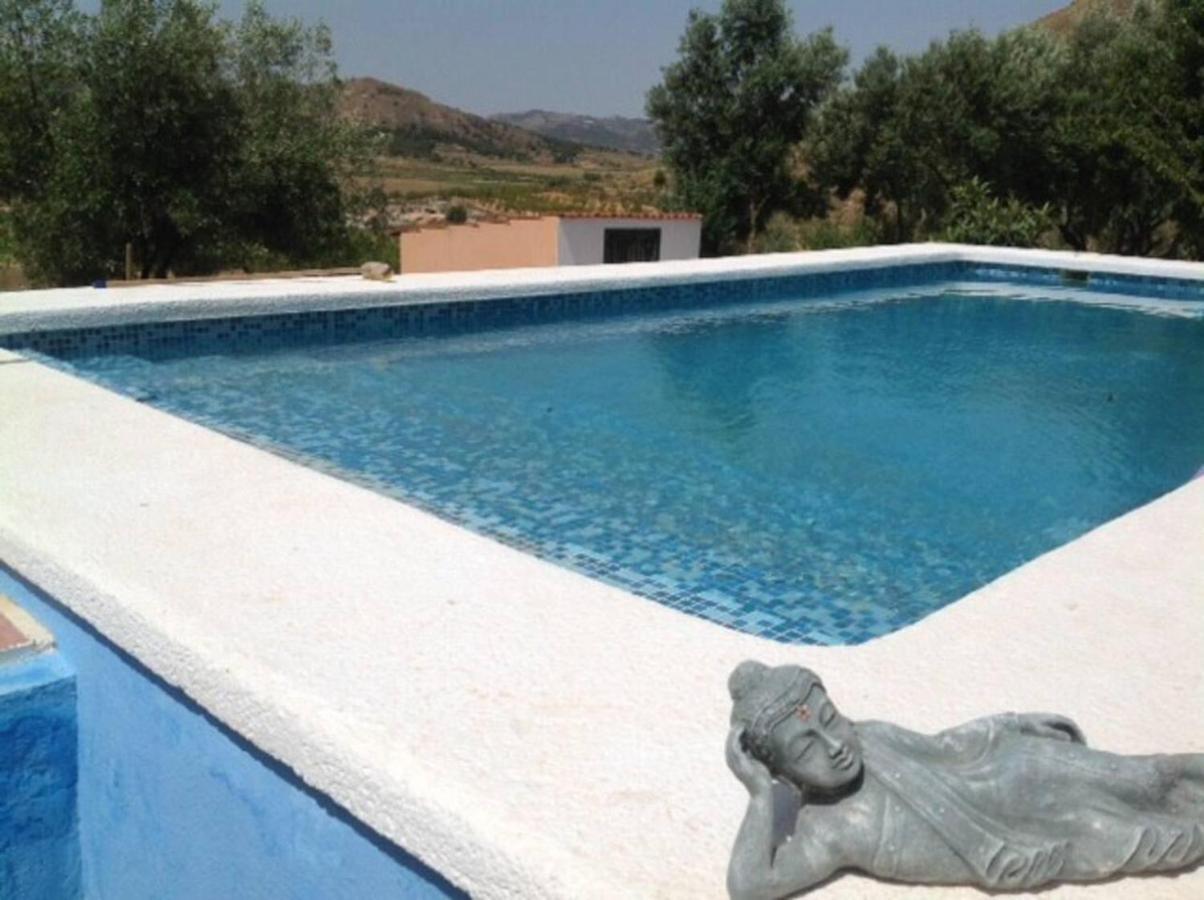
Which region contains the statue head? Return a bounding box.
[729,660,863,793]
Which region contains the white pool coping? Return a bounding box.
[1,243,1202,335]
[1,245,1202,899]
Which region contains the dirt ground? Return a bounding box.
[0,265,27,292]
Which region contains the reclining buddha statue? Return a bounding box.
[725,660,1204,899]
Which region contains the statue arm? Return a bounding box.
[936,712,1086,747]
[1013,712,1086,743]
[726,728,836,900]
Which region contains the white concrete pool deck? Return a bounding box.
[1,245,1202,898]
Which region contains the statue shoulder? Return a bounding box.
[861,715,1022,754]
[856,719,939,749]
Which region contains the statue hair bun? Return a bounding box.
[729,660,769,702]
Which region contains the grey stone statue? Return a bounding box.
[725,660,1204,899]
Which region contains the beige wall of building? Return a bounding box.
[398,215,702,274]
[400,217,559,274]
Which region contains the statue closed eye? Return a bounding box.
[725,660,1204,899]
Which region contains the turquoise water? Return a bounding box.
[70,283,1204,643]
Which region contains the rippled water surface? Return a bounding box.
[71,285,1204,643]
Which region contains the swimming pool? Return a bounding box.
[13,263,1203,645]
[3,246,1203,900]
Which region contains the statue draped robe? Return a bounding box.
[857,715,1204,890]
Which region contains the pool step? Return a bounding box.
[0,594,81,900]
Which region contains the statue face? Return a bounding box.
[765,684,863,792]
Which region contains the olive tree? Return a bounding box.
[810,28,1066,245]
[1052,0,1203,256]
[0,0,363,285]
[809,0,1202,257]
[807,47,923,242]
[0,0,79,200]
[647,0,846,254]
[1166,0,1204,256]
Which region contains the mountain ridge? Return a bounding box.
[338,77,581,162]
[1034,0,1143,36]
[490,109,659,156]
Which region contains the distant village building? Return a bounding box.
[397,213,702,274]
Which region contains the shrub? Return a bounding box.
[753,212,802,252]
[941,178,1056,247]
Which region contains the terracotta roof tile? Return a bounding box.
[555,211,702,220]
[397,211,703,236]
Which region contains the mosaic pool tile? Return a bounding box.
[4,264,1203,645]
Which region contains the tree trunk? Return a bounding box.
[746,198,764,254]
[1058,214,1087,253]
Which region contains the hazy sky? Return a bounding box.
[98,1,1073,117]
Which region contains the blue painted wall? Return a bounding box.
[0,652,81,900]
[0,566,465,900]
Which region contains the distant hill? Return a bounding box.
[339,77,580,162]
[492,110,659,156]
[1034,0,1142,36]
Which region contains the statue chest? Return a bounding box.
[790,779,971,884]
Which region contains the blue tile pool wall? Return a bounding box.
[0,261,962,360]
[0,566,464,900]
[0,652,80,900]
[970,263,1204,302]
[0,261,1200,362]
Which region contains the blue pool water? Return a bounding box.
[57,280,1204,644]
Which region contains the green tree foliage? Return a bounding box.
[810,29,1066,245]
[223,3,357,271]
[1160,0,1204,256]
[646,0,846,254]
[0,0,79,200]
[1052,7,1176,254]
[1053,0,1204,255]
[0,0,364,285]
[807,47,920,242]
[811,0,1203,257]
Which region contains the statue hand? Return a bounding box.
[726,727,773,795]
[1019,713,1086,744]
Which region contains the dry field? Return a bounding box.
[352,148,666,225]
